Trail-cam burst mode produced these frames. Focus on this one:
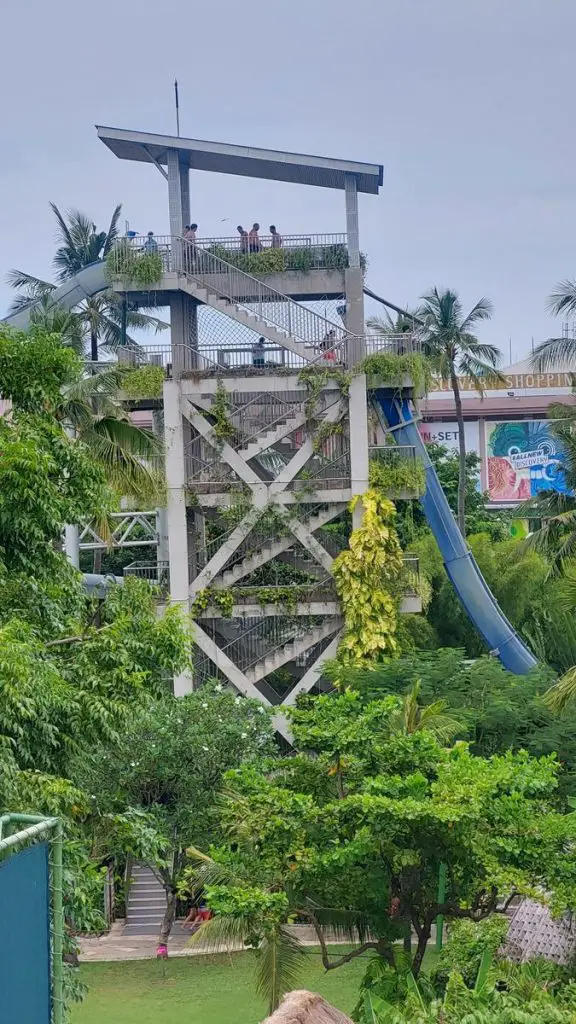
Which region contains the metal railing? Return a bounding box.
[369,445,418,467]
[195,233,349,272]
[109,236,351,358]
[402,555,420,597]
[364,333,422,355]
[123,561,170,590]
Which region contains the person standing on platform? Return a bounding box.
[143,231,158,252]
[237,225,249,254]
[270,225,283,248]
[252,336,266,367]
[249,223,262,253]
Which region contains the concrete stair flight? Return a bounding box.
[182,281,310,360]
[236,412,306,462]
[213,507,342,589]
[245,619,341,684]
[124,862,167,936]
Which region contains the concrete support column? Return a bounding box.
[167,150,190,273]
[344,174,365,367]
[164,377,193,695]
[344,174,369,526]
[156,507,169,564]
[64,524,80,569]
[167,150,190,236]
[349,373,370,528]
[170,294,198,376]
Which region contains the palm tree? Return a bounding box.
[366,309,421,337]
[418,289,503,535]
[387,681,463,743]
[532,280,576,370]
[7,204,166,361]
[58,367,163,505]
[185,847,307,1015]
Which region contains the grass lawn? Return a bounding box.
[71,947,438,1024]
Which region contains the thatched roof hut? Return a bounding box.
[260,991,354,1024]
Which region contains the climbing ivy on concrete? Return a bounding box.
[332,491,405,665]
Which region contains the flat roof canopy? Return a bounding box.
[96,126,383,194]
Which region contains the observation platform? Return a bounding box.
[108,233,355,303]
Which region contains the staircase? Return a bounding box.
[236,412,306,461]
[124,863,167,936]
[245,619,341,684]
[213,507,342,589]
[176,241,348,359]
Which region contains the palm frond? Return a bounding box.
[81,424,163,503]
[6,271,55,315]
[61,367,128,404]
[546,279,576,318]
[184,846,246,898]
[6,269,54,294]
[304,903,370,943]
[29,300,86,353]
[102,205,123,256]
[544,666,576,713]
[49,202,77,254]
[255,926,307,1014]
[459,297,494,330]
[91,417,163,459]
[531,336,576,372]
[186,912,251,953]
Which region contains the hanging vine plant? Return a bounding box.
[211,381,235,448]
[332,490,405,665]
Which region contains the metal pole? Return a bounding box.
[435,862,447,951]
[121,296,128,350]
[174,79,180,137]
[52,819,64,1024]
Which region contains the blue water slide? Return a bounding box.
[375,389,537,674]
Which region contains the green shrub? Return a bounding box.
[122,365,165,400]
[369,452,426,497]
[431,916,510,991]
[105,246,163,288]
[363,352,432,394]
[130,251,164,288]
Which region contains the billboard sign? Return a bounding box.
[418,421,480,455]
[486,420,569,501]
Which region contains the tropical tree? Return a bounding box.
[7,203,166,360]
[58,366,163,505]
[418,288,502,535]
[182,689,576,1011]
[76,687,275,949]
[532,279,576,370]
[0,323,163,510]
[366,309,421,337]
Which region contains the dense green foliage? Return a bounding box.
[185,683,576,1012]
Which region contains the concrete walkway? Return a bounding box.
[79,923,338,963]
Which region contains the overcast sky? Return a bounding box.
[1,0,575,360]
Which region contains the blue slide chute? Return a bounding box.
[375,390,537,674]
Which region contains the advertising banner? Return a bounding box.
[486,420,569,501]
[418,421,480,455]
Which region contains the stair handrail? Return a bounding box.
[174,237,358,359]
[242,616,340,674]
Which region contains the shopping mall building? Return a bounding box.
[419,359,574,507]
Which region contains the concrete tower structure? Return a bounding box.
[98,128,418,738]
